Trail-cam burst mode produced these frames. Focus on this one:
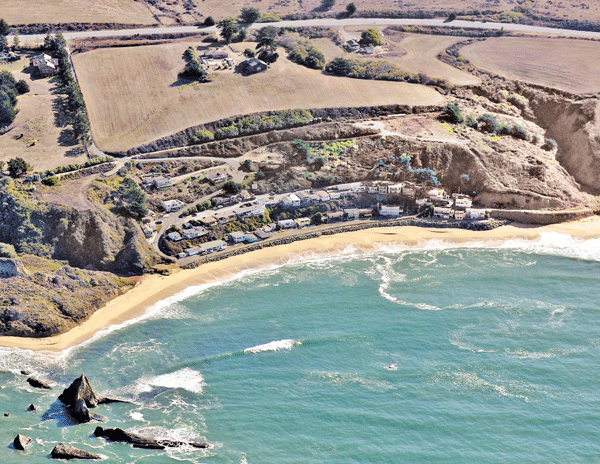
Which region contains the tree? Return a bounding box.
[0,35,7,52]
[254,25,280,41]
[12,31,19,50]
[359,28,382,46]
[217,18,239,44]
[183,46,196,62]
[7,157,29,178]
[44,33,54,50]
[256,35,279,63]
[239,7,261,24]
[15,79,29,94]
[244,48,256,58]
[203,16,215,26]
[311,212,323,225]
[223,180,242,194]
[325,57,352,76]
[345,3,356,16]
[0,19,10,36]
[0,93,16,126]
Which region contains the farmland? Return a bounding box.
[72,41,444,153]
[461,37,600,94]
[0,55,88,172]
[2,0,156,25]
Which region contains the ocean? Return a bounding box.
[1,232,599,463]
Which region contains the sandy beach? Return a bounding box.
[1,216,599,354]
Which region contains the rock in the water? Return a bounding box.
[27,404,36,412]
[20,370,31,376]
[12,434,31,451]
[93,426,209,450]
[3,413,9,417]
[57,375,127,423]
[27,377,52,389]
[50,443,101,460]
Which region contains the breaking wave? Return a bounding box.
[244,339,301,354]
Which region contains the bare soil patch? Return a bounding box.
[461,37,600,94]
[3,0,156,25]
[73,40,444,153]
[0,55,88,173]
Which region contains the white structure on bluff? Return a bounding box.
[379,205,401,216]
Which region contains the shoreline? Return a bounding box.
[1,216,599,354]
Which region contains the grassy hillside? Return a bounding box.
[73,41,444,152]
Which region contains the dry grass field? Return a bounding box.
[72,41,444,152]
[0,56,88,173]
[2,0,156,25]
[461,37,600,94]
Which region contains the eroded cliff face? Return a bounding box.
[524,92,600,194]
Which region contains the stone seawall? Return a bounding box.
[489,208,594,225]
[182,218,509,270]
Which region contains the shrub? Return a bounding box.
[240,7,260,24]
[244,48,256,57]
[15,79,29,94]
[259,13,281,22]
[203,16,215,26]
[223,180,243,194]
[41,175,61,186]
[202,32,218,43]
[442,102,464,124]
[511,124,530,140]
[287,40,325,70]
[346,3,357,16]
[0,242,17,258]
[465,114,477,127]
[477,113,499,133]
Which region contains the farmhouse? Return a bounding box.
[30,53,59,76]
[162,199,185,212]
[243,58,268,74]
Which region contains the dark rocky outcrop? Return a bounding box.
[12,434,31,451]
[27,377,52,389]
[27,403,36,412]
[93,426,209,450]
[58,375,127,423]
[50,443,101,460]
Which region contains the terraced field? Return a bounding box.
[461,37,600,94]
[73,41,445,152]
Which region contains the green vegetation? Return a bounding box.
[0,70,22,127]
[0,18,10,36]
[359,28,382,46]
[442,102,464,124]
[189,129,214,145]
[346,3,357,16]
[214,109,314,139]
[0,243,17,258]
[41,176,61,187]
[259,13,281,23]
[7,157,30,178]
[223,181,243,194]
[51,156,113,175]
[324,57,451,89]
[45,33,92,146]
[179,46,209,82]
[203,16,215,26]
[182,200,212,216]
[244,48,256,58]
[256,35,279,64]
[217,18,239,44]
[239,7,261,24]
[292,139,354,165]
[282,35,325,70]
[399,154,440,187]
[116,177,148,220]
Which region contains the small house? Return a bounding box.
[199,216,218,228]
[278,219,296,229]
[380,205,401,217]
[206,169,230,185]
[167,231,182,241]
[162,199,185,212]
[229,231,246,243]
[280,194,301,208]
[324,211,344,223]
[243,57,268,74]
[254,230,269,240]
[345,39,360,52]
[182,226,207,240]
[344,209,359,220]
[263,223,277,233]
[316,191,330,203]
[433,207,452,219]
[244,233,259,243]
[152,176,172,189]
[185,246,202,256]
[199,240,227,254]
[294,217,311,228]
[465,209,487,220]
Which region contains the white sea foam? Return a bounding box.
[244,339,300,354]
[138,368,205,394]
[130,411,144,421]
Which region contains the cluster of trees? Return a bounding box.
[179,46,209,82]
[359,28,382,46]
[282,35,325,70]
[0,18,10,51]
[44,33,91,147]
[117,177,148,220]
[213,109,313,139]
[442,103,530,141]
[0,70,29,127]
[324,57,451,89]
[3,157,31,178]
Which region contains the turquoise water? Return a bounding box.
[1,232,600,463]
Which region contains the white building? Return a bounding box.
[295,217,311,228]
[278,219,296,229]
[162,199,185,212]
[280,194,301,208]
[379,205,401,216]
[229,231,246,243]
[167,231,182,241]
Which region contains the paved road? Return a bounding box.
[17,18,600,42]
